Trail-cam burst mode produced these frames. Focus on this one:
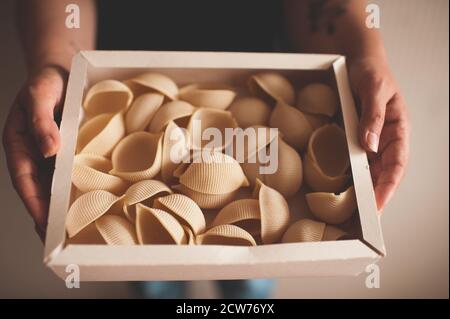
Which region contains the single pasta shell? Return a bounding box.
[303,154,350,193]
[148,100,195,133]
[187,108,237,150]
[269,101,314,151]
[65,222,106,245]
[95,215,138,245]
[77,112,126,156]
[110,132,163,182]
[322,225,347,241]
[161,121,191,185]
[135,204,187,245]
[303,113,330,130]
[179,83,236,110]
[123,179,172,222]
[65,190,124,238]
[173,184,238,209]
[229,125,279,162]
[248,72,295,105]
[154,193,206,235]
[264,137,303,198]
[196,224,256,246]
[72,153,128,195]
[254,179,290,244]
[307,124,350,177]
[281,219,346,243]
[183,225,196,245]
[83,80,133,116]
[228,97,271,128]
[125,92,164,133]
[179,152,249,195]
[306,186,357,224]
[297,83,339,117]
[211,199,260,228]
[124,72,178,100]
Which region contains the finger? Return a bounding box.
[23,73,63,158]
[358,76,391,153]
[3,104,49,230]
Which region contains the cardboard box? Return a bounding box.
[44,51,385,281]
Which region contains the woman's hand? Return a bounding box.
[349,56,410,212]
[2,66,67,239]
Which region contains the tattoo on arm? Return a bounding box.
[308,0,349,35]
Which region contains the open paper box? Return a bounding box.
[44,51,385,281]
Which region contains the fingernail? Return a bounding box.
[40,136,54,158]
[366,131,379,153]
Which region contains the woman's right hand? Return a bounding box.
[2,66,67,239]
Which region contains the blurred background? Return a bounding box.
[0,0,448,298]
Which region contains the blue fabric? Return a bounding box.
[135,279,275,299]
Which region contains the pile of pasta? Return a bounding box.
[65,72,356,246]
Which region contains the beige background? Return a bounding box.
[0,0,448,298]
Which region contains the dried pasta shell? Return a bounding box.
[83,80,133,116]
[179,83,236,110]
[211,199,260,228]
[65,222,106,245]
[187,108,237,150]
[135,204,187,245]
[183,225,196,245]
[253,179,290,244]
[154,194,206,235]
[95,215,138,245]
[269,101,314,151]
[228,97,271,128]
[264,137,303,198]
[196,225,256,246]
[72,153,128,194]
[281,219,346,243]
[248,72,295,105]
[173,184,238,210]
[161,121,191,184]
[306,186,357,224]
[125,92,164,133]
[65,190,124,238]
[303,113,330,130]
[124,72,178,100]
[303,154,350,193]
[77,112,125,156]
[179,152,249,195]
[110,132,163,182]
[297,83,338,117]
[148,100,195,133]
[229,125,278,162]
[123,179,172,222]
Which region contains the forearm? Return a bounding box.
[284,0,386,62]
[16,0,97,74]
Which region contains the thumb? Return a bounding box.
[358,78,388,153]
[23,67,66,158]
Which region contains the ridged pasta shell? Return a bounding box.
[303,113,330,130]
[172,184,238,209]
[248,72,295,105]
[264,137,303,198]
[269,101,314,151]
[179,152,249,195]
[161,121,191,185]
[306,186,357,224]
[154,194,206,235]
[297,83,339,117]
[187,108,237,150]
[65,190,124,238]
[211,199,260,228]
[83,80,133,116]
[147,100,195,133]
[135,204,187,245]
[110,132,163,182]
[303,154,350,193]
[72,153,128,195]
[228,97,271,128]
[123,179,172,222]
[196,224,256,246]
[253,179,290,244]
[76,112,126,156]
[281,219,346,243]
[183,225,196,245]
[95,215,138,245]
[179,83,236,110]
[124,72,178,100]
[65,222,106,245]
[125,93,164,133]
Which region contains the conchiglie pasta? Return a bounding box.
[281,219,346,243]
[297,83,338,117]
[248,72,295,105]
[123,72,178,100]
[148,100,195,133]
[196,224,256,246]
[125,92,164,133]
[83,80,133,116]
[179,83,236,110]
[228,97,271,128]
